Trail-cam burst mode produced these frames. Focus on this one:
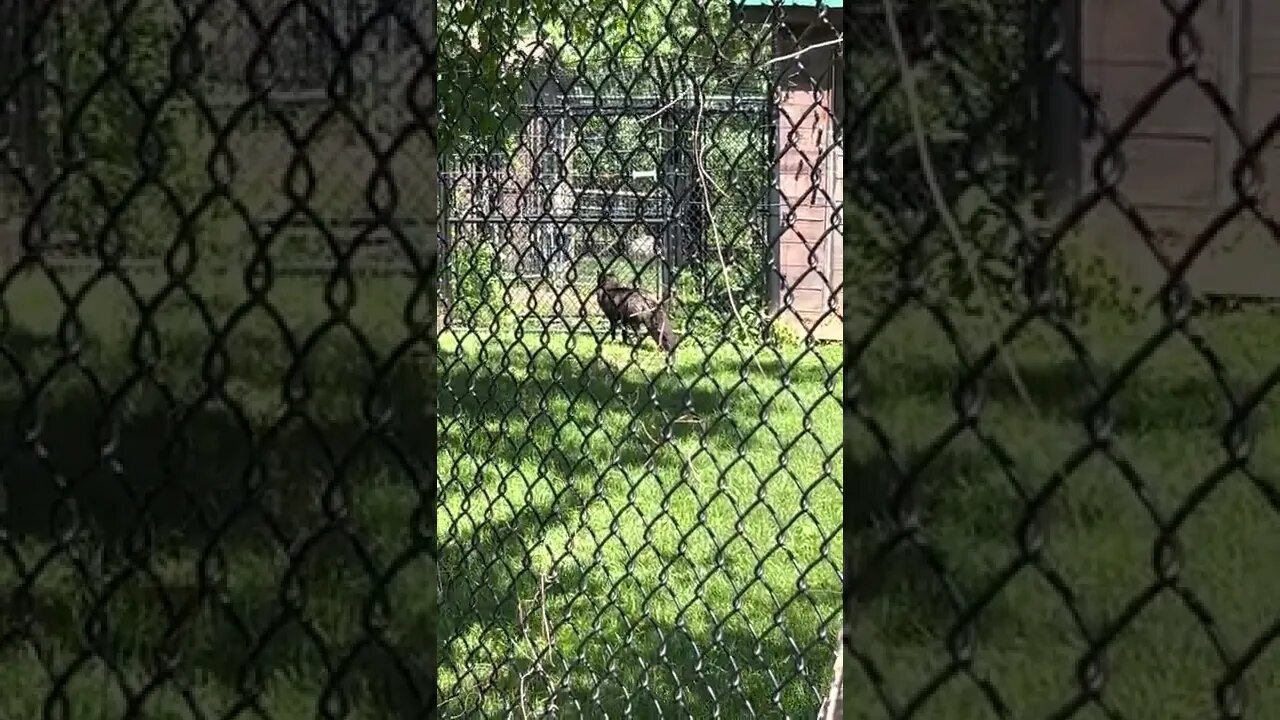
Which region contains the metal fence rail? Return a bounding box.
[850,1,1280,718]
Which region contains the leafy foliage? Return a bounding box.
[438,0,768,153]
[440,0,783,337]
[848,0,1080,312]
[447,235,507,325]
[42,0,200,256]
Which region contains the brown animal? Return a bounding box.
[595,275,678,352]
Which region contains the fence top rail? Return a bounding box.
[257,217,430,231]
[520,96,771,112]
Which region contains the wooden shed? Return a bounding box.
[739,0,843,340]
[1064,1,1280,297]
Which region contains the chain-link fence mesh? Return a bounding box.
[0,0,435,716]
[850,0,1280,717]
[0,0,844,715]
[438,0,843,717]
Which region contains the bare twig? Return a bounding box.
[758,37,844,69]
[517,596,533,718]
[640,89,692,123]
[878,0,1035,411]
[516,570,560,719]
[688,84,767,374]
[532,568,558,712]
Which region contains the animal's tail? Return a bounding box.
[646,306,679,352]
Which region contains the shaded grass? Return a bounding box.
[0,269,432,718]
[437,329,843,718]
[848,308,1280,719]
[0,262,842,718]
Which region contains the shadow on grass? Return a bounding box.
[846,444,995,617]
[847,336,1254,640]
[846,428,1165,657]
[854,353,1238,433]
[436,464,831,718]
[437,342,839,717]
[0,323,435,718]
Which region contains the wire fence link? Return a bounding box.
[438,0,843,717]
[850,0,1280,717]
[0,0,434,716]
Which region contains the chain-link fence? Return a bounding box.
[438,0,843,717]
[439,63,773,332]
[0,0,844,715]
[0,0,435,716]
[850,0,1280,717]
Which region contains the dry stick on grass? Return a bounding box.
[517,596,533,718]
[537,572,559,717]
[817,643,844,720]
[517,570,560,719]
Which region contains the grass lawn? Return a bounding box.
[437,326,844,718]
[848,307,1280,719]
[0,268,433,718]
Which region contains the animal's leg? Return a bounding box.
[626,325,641,356]
[636,316,654,349]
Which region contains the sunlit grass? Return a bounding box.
[437,328,843,718]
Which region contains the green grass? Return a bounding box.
[0,264,843,718]
[0,268,432,718]
[848,307,1280,719]
[437,328,843,718]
